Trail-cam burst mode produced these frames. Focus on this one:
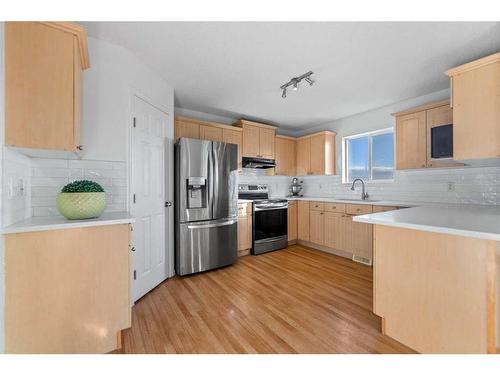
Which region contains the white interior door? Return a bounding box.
[130,95,170,302]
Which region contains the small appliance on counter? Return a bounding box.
[288,177,303,197]
[238,184,288,255]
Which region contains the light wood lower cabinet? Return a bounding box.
[238,202,253,256]
[309,209,325,245]
[287,201,297,242]
[5,224,131,353]
[297,201,310,242]
[324,212,349,250]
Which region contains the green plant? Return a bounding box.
[61,180,105,193]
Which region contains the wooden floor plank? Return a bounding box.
[122,245,415,354]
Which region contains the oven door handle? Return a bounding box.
[254,206,288,212]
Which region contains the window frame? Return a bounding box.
[342,127,395,184]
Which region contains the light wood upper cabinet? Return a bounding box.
[297,201,310,242]
[174,118,200,140]
[426,105,457,168]
[296,138,311,176]
[309,209,325,246]
[287,201,298,242]
[259,128,276,159]
[394,100,456,170]
[5,22,90,152]
[275,136,296,176]
[223,128,242,168]
[447,53,500,160]
[199,125,223,142]
[296,131,336,176]
[395,110,427,170]
[234,120,277,159]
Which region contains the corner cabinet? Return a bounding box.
[295,131,336,176]
[5,22,90,153]
[446,53,500,160]
[234,120,277,159]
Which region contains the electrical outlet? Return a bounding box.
[447,182,455,192]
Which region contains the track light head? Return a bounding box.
[305,77,314,86]
[292,80,298,91]
[282,88,287,98]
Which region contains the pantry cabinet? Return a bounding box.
[275,136,296,175]
[446,53,500,160]
[295,131,336,176]
[5,22,90,153]
[287,201,298,243]
[234,120,277,159]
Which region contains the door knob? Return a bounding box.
[165,201,172,207]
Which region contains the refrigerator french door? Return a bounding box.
[174,138,238,276]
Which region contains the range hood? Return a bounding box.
[242,157,276,169]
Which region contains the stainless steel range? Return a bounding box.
[238,184,288,255]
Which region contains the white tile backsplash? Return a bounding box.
[30,157,128,217]
[240,165,500,205]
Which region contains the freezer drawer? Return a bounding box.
[176,218,237,276]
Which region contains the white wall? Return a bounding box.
[81,37,174,161]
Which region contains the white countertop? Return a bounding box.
[274,196,417,207]
[2,212,136,234]
[354,204,500,241]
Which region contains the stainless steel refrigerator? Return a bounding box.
[174,138,238,276]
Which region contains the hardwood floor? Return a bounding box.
[122,245,414,353]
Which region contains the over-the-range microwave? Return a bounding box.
[431,123,453,159]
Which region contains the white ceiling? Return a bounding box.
[82,22,500,132]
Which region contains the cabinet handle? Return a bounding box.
[77,145,83,151]
[130,246,136,252]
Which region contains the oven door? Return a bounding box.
[253,207,288,255]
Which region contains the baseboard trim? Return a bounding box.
[296,240,353,260]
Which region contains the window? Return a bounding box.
[343,128,394,183]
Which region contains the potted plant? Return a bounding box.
[56,180,106,220]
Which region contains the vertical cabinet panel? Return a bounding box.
[350,219,373,261]
[297,201,310,242]
[287,202,297,242]
[395,110,427,170]
[296,138,311,176]
[309,210,324,245]
[6,22,78,151]
[237,215,252,251]
[199,125,223,142]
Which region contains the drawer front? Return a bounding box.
[324,203,346,213]
[372,205,399,213]
[310,201,325,211]
[346,204,373,215]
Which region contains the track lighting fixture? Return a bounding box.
[280,71,314,98]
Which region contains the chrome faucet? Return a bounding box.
[350,178,369,200]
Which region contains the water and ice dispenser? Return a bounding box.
[186,177,208,209]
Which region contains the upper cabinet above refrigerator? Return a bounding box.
[5,22,90,157]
